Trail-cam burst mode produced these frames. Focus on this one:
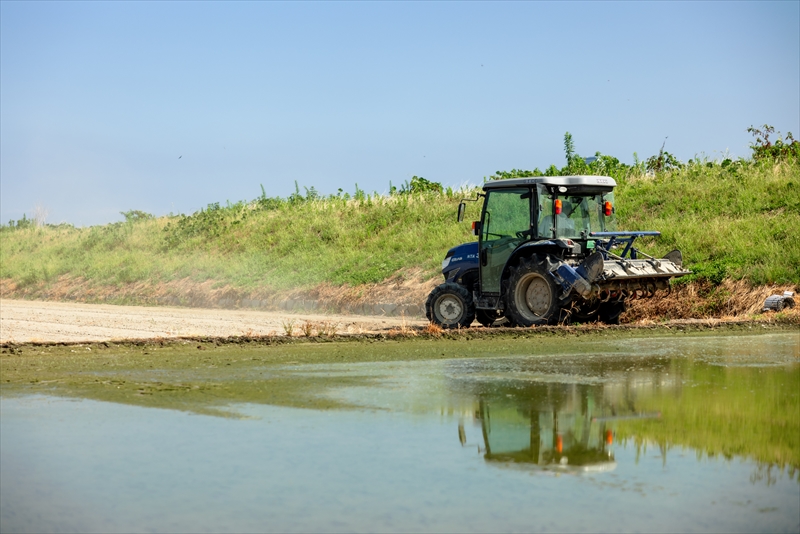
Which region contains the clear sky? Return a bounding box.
[1,1,798,226]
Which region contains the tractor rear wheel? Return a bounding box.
[425,283,475,329]
[506,256,561,327]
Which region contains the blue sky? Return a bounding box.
[1,1,798,226]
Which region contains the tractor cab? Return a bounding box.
[474,177,616,297]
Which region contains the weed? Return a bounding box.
[300,321,314,337]
[281,320,296,336]
[317,321,339,337]
[388,312,420,337]
[121,210,154,223]
[645,139,682,173]
[425,322,443,336]
[747,125,800,162]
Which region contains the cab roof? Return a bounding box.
[482,175,616,191]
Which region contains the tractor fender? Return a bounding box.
[458,269,480,290]
[499,241,566,293]
[446,268,479,293]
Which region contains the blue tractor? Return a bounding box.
[425,176,690,328]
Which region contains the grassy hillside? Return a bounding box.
[1,189,473,296]
[1,149,798,308]
[616,158,799,285]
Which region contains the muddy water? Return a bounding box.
[1,331,798,533]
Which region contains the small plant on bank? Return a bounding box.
[281,320,296,336]
[317,321,339,337]
[300,321,314,337]
[645,139,683,173]
[120,210,154,223]
[2,214,35,231]
[425,322,443,336]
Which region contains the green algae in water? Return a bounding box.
[1,330,797,418]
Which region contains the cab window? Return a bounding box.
[482,188,531,241]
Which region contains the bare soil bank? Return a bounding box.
[0,299,427,344]
[1,276,798,322]
[0,270,437,317]
[2,274,798,347]
[1,296,797,349]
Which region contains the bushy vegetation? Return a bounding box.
[1,126,798,302]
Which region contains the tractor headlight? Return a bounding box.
[442,256,452,270]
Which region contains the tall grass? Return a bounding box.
[0,189,481,296]
[1,158,798,302]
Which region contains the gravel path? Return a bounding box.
[0,299,427,343]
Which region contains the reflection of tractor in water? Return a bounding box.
[427,176,691,328]
[454,377,662,473]
[469,384,619,473]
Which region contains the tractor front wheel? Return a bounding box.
[506,256,561,327]
[425,283,476,329]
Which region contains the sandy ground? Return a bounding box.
[0,299,428,343]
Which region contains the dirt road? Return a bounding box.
[0,299,427,343]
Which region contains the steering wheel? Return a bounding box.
[516,229,533,239]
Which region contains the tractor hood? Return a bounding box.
[442,242,479,280]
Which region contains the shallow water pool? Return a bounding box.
[1,332,798,533]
